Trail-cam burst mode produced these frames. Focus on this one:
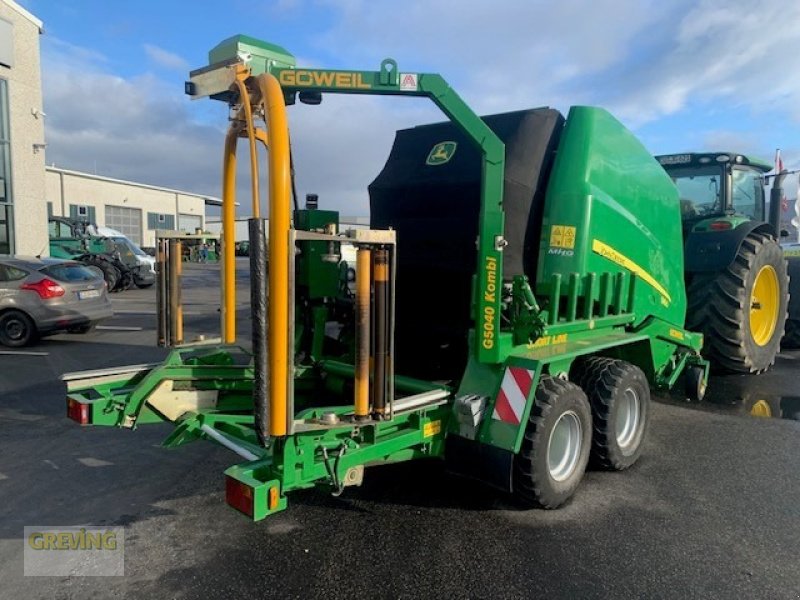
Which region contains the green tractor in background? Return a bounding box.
[657,153,793,372]
[48,217,155,292]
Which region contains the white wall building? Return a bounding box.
[46,167,220,248]
[0,0,46,255]
[0,1,221,255]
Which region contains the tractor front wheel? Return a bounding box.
[513,377,591,509]
[687,232,788,373]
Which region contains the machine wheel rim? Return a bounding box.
[750,399,773,418]
[5,317,26,341]
[616,387,640,451]
[750,265,779,346]
[547,410,582,482]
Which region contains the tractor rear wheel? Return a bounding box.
[84,256,120,292]
[513,377,591,509]
[686,232,788,373]
[575,358,650,470]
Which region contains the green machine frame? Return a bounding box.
[65,35,708,520]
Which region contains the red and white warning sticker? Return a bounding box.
[399,73,418,91]
[492,367,534,425]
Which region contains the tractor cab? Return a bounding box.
[656,152,771,236]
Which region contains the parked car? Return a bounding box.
[0,256,113,347]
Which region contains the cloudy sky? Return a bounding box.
[19,0,800,216]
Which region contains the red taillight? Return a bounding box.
[225,476,254,517]
[66,398,90,425]
[709,221,732,231]
[21,278,65,299]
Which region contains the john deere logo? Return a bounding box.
[426,141,457,165]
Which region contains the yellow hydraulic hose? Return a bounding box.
[234,77,261,218]
[255,73,291,437]
[221,125,238,344]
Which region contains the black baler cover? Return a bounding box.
[368,108,564,379]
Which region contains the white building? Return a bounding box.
[46,167,220,248]
[0,0,220,255]
[0,0,46,255]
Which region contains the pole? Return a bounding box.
[355,247,371,420]
[156,238,167,347]
[372,248,388,418]
[168,239,183,346]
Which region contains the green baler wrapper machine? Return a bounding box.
[64,35,707,520]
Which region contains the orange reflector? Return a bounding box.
[709,221,732,231]
[225,476,254,517]
[66,398,90,425]
[268,486,279,510]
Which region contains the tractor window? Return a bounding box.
[669,166,723,219]
[48,220,72,239]
[111,237,136,262]
[731,168,764,220]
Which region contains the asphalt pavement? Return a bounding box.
[1,259,799,599]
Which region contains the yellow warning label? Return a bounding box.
[550,225,576,249]
[423,420,442,438]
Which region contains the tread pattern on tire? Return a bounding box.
[513,376,589,509]
[575,357,649,471]
[84,255,120,291]
[686,232,788,373]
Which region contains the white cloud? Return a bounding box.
[40,0,800,219]
[588,0,800,124]
[42,39,224,199]
[143,43,189,71]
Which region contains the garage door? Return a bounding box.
[178,213,202,233]
[105,205,143,245]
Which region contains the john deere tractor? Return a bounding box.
[656,153,790,373]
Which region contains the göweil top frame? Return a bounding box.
[187,34,507,368]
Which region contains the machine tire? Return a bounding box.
[0,310,37,347]
[686,232,788,373]
[783,319,800,349]
[113,269,133,292]
[84,256,120,292]
[135,281,154,289]
[513,376,591,509]
[576,358,650,470]
[684,365,707,402]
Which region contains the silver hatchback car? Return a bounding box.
[0,256,113,347]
